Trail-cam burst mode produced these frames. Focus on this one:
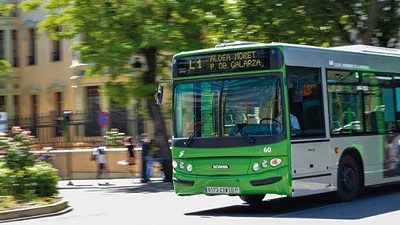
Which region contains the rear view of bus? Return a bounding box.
[171,42,292,204]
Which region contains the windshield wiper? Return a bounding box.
[185,113,212,146]
[226,116,254,144]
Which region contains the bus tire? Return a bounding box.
[337,154,361,202]
[239,194,265,204]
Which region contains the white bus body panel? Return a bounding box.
[291,135,400,197]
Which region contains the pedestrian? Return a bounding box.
[124,137,136,165]
[39,148,54,165]
[92,143,108,184]
[140,133,153,183]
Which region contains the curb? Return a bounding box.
[56,178,168,189]
[0,199,72,223]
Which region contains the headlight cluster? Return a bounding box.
[252,158,283,172]
[172,160,194,172]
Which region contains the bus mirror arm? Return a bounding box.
[155,78,171,105]
[155,83,164,105]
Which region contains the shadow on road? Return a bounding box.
[104,181,174,194]
[185,183,400,220]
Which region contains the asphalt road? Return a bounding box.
[6,180,400,225]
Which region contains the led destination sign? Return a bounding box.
[174,48,283,77]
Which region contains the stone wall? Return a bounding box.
[34,148,162,180]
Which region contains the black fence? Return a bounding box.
[7,108,146,149]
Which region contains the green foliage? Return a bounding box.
[0,127,59,199]
[26,163,59,197]
[0,163,59,199]
[0,2,15,16]
[150,139,160,157]
[104,128,125,146]
[0,165,12,196]
[3,149,36,171]
[0,60,12,77]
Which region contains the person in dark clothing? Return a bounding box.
[125,137,136,165]
[140,133,153,183]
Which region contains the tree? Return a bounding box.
[5,0,400,182]
[231,0,400,47]
[13,0,229,181]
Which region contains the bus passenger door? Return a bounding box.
[286,66,331,197]
[291,141,332,197]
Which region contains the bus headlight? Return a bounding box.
[252,163,260,171]
[179,162,185,169]
[186,164,193,172]
[172,160,178,168]
[270,158,282,167]
[261,160,268,168]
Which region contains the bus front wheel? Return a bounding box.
[337,154,361,202]
[239,194,265,204]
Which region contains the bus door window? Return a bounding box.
[287,66,325,138]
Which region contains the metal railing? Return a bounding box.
[7,109,147,149]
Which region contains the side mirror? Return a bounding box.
[156,83,164,105]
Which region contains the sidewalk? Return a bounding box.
[1,178,171,222]
[57,177,167,189]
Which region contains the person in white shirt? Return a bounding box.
[92,145,108,181]
[275,105,300,130]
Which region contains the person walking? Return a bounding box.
[92,144,108,185]
[140,133,153,183]
[124,137,136,165]
[123,137,136,177]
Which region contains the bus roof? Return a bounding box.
[174,41,400,58]
[330,44,400,56]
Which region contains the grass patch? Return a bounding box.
[0,196,61,211]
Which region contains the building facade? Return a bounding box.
[0,3,149,148]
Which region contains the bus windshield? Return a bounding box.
[173,74,284,139]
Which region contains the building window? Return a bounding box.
[86,86,101,136]
[12,30,19,67]
[51,27,61,61]
[27,28,36,66]
[13,95,20,124]
[51,39,61,61]
[54,92,62,114]
[0,96,5,112]
[110,100,127,134]
[30,94,38,136]
[13,95,19,116]
[30,94,37,116]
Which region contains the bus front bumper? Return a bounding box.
[172,168,291,196]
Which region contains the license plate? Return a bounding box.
[205,186,240,194]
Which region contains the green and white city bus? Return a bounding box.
[169,41,400,204]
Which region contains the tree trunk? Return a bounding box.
[145,98,172,182]
[143,48,172,182]
[360,0,381,45]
